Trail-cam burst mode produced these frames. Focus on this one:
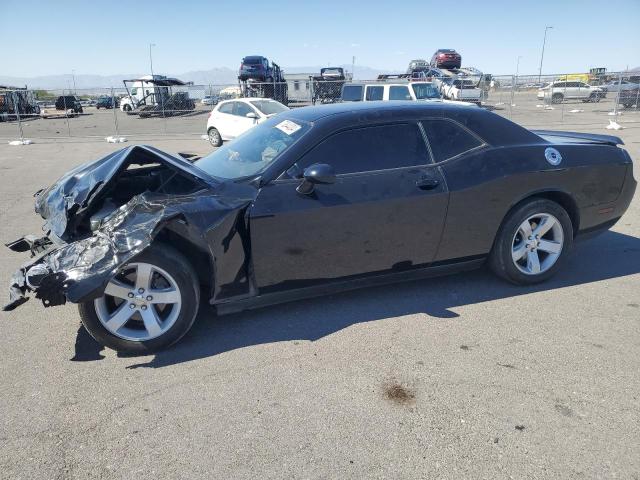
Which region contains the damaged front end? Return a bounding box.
[5,145,257,311]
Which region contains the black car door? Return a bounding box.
[249,122,449,293]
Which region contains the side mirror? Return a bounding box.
[246,112,258,119]
[296,163,336,194]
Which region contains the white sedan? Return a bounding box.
[206,98,289,147]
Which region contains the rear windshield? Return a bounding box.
[243,57,263,65]
[342,85,363,102]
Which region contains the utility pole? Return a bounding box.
[72,69,77,93]
[538,26,553,83]
[351,56,355,80]
[149,43,156,79]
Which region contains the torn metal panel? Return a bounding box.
[5,145,258,312]
[34,145,217,241]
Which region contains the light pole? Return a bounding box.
[72,69,77,94]
[149,43,156,79]
[538,26,553,83]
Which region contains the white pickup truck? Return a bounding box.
[443,79,482,104]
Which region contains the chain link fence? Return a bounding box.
[1,71,638,143]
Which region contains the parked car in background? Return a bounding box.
[618,87,640,108]
[54,95,83,113]
[312,67,347,104]
[341,82,441,102]
[600,79,640,93]
[40,95,83,118]
[430,49,462,69]
[238,56,279,82]
[201,95,219,106]
[443,79,482,104]
[537,81,606,103]
[206,98,289,146]
[407,59,430,74]
[95,96,119,109]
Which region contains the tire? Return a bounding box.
[551,93,563,104]
[489,198,573,285]
[78,243,200,353]
[207,127,222,147]
[123,104,132,112]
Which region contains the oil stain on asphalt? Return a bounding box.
[383,382,416,406]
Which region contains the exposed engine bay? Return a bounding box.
[4,145,257,311]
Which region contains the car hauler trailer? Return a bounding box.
[120,75,195,117]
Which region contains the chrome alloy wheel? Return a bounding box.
[94,262,182,341]
[511,213,564,275]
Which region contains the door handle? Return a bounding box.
[416,176,440,190]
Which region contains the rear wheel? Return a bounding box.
[78,244,200,353]
[489,199,573,285]
[207,127,222,147]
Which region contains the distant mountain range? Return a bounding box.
[3,65,637,90]
[0,64,394,90]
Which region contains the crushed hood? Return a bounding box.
[5,146,259,312]
[34,145,217,240]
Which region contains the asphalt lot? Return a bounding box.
[0,101,639,479]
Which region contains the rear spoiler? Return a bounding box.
[532,129,624,146]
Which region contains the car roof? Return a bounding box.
[219,97,279,105]
[284,100,476,122]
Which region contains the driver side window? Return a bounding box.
[290,123,429,177]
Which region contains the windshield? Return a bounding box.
[412,83,440,99]
[195,119,310,180]
[249,100,289,116]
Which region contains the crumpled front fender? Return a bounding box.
[4,189,253,311]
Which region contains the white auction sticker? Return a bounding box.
[275,120,302,135]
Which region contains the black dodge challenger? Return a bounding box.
[4,102,636,352]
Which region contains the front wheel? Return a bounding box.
[489,199,573,285]
[78,243,200,353]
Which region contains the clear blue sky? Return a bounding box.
[3,0,639,77]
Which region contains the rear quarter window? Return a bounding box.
[218,102,234,114]
[421,119,483,162]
